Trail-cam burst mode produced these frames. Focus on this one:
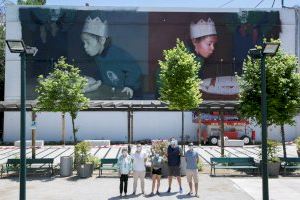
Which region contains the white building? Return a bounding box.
[3,3,300,143]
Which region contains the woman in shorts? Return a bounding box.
[150,153,163,195]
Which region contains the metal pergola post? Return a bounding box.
[220,108,225,157]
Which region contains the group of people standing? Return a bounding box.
[117,139,200,198]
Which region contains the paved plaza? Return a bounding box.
[0,145,299,199]
[1,173,300,200]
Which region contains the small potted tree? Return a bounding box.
[262,140,281,177]
[295,137,300,157]
[75,141,98,178]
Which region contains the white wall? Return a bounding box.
[3,111,198,142]
[249,115,300,142]
[4,111,300,142]
[133,111,198,141]
[3,112,127,142]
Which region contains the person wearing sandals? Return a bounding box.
[117,148,132,197]
[185,143,200,198]
[149,153,163,196]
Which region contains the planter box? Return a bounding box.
[218,139,244,147]
[267,162,280,177]
[78,163,93,178]
[83,140,110,147]
[14,140,44,147]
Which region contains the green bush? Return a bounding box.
[259,140,280,162]
[74,141,92,168]
[197,160,204,171]
[295,137,300,150]
[266,140,280,163]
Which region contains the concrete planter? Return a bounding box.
[78,163,93,178]
[268,162,280,177]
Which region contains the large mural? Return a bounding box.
[19,8,281,100]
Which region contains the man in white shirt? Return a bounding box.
[132,144,147,195]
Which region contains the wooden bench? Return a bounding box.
[210,157,259,176]
[6,158,54,176]
[99,158,118,176]
[280,157,300,175]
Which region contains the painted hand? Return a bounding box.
[121,87,133,98]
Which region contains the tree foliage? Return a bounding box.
[159,39,202,110]
[17,0,46,5]
[238,39,300,126]
[35,57,89,143]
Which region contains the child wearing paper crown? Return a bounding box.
[81,16,142,99]
[190,18,218,60]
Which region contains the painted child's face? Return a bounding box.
[193,35,218,58]
[81,33,105,56]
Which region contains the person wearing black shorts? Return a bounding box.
[167,139,183,193]
[150,153,163,196]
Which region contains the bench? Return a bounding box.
[99,158,118,176]
[280,157,300,175]
[6,158,54,176]
[210,157,259,176]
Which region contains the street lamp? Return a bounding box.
[249,42,280,200]
[6,39,38,200]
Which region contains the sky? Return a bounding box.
[7,0,300,8]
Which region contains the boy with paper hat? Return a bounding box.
[190,18,218,59]
[81,15,142,99]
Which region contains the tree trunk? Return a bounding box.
[181,111,185,154]
[280,124,287,159]
[71,115,77,144]
[62,113,65,146]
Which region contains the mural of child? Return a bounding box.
[190,18,238,96]
[81,16,142,99]
[190,18,218,61]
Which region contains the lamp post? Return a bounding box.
[249,42,280,200]
[6,39,38,200]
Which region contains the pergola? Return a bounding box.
[0,100,239,156]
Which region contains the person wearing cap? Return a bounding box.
[166,138,183,194]
[132,144,147,195]
[81,15,142,99]
[185,143,200,198]
[190,18,218,63]
[117,148,132,197]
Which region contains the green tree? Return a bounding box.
[238,39,300,159]
[17,0,46,5]
[35,57,89,144]
[159,39,202,150]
